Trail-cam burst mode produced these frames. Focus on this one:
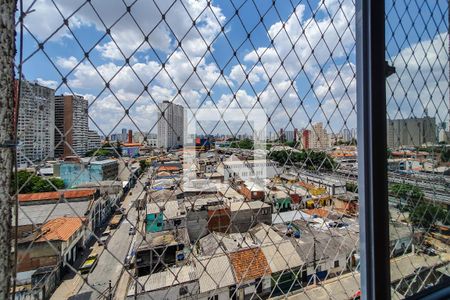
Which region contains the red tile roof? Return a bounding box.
[230,248,271,283]
[36,217,84,242]
[18,189,96,203]
[157,165,180,172]
[304,208,330,219]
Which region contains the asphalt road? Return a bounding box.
[67,175,148,300]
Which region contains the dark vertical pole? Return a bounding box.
[356,0,391,299]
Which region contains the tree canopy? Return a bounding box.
[269,149,336,171]
[12,170,65,194]
[390,183,424,201]
[409,202,449,229]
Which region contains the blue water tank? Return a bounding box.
[294,231,301,238]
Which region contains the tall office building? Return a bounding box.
[87,130,102,152]
[284,130,296,142]
[157,101,184,149]
[54,95,89,158]
[343,128,352,142]
[309,122,330,150]
[15,80,55,167]
[387,117,436,148]
[121,128,127,142]
[300,129,310,149]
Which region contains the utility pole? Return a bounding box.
[108,280,112,300]
[313,237,317,286]
[0,1,16,299]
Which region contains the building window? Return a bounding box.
[334,260,339,268]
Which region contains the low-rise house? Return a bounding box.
[145,200,186,233]
[390,222,416,257]
[54,157,119,187]
[196,255,236,300]
[297,173,346,196]
[219,159,280,181]
[185,196,224,241]
[274,219,358,283]
[229,248,272,299]
[261,241,304,295]
[135,228,189,276]
[182,179,218,198]
[267,188,292,212]
[333,193,359,215]
[16,189,103,240]
[228,201,272,233]
[15,217,85,298]
[207,205,231,233]
[128,265,199,300]
[239,180,265,201]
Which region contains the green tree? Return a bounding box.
[440,148,450,162]
[230,138,254,150]
[346,182,358,193]
[409,203,447,229]
[139,159,149,171]
[11,171,65,194]
[269,149,336,171]
[85,148,113,157]
[390,183,424,200]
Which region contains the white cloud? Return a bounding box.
[387,32,449,124]
[35,78,58,89]
[25,0,362,134]
[56,56,78,69]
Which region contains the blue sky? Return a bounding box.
[18,0,448,138]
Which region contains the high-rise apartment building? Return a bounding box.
[15,80,55,167]
[300,129,310,149]
[87,130,102,152]
[157,101,184,149]
[343,128,352,142]
[309,122,330,150]
[387,117,436,148]
[54,95,89,158]
[121,128,127,142]
[284,130,296,142]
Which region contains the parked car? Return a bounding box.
[79,253,98,274]
[97,230,111,246]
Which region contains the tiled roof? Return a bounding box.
[229,247,271,283]
[37,217,84,242]
[157,165,180,172]
[18,189,96,203]
[304,208,330,219]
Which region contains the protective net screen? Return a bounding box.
[9,0,448,299]
[386,0,450,298]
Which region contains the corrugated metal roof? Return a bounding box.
[250,223,284,245]
[261,241,304,273]
[15,201,90,226]
[197,255,235,293]
[136,265,198,292]
[229,200,270,212]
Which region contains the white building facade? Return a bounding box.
[157,101,184,149]
[309,122,330,150]
[16,80,55,167]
